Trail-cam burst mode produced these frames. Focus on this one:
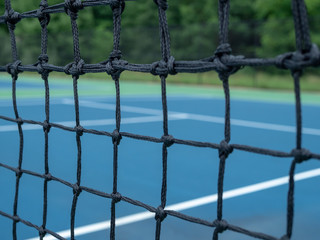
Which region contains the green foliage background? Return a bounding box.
[0,0,320,68]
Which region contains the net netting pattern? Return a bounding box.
[0,0,320,239]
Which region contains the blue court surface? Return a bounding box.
[0,80,320,240]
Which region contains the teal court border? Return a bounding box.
[0,74,320,105]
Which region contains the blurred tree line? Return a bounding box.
[0,0,320,67]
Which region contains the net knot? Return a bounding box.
[111,192,122,203]
[167,56,177,75]
[275,52,293,69]
[219,140,233,158]
[106,56,119,76]
[75,59,85,76]
[36,55,50,79]
[36,63,48,77]
[39,226,46,238]
[154,0,168,11]
[112,129,122,145]
[74,125,84,136]
[106,50,123,78]
[12,215,20,223]
[6,60,22,78]
[64,0,83,20]
[44,173,52,181]
[72,183,82,196]
[276,44,320,72]
[110,0,125,15]
[16,117,23,125]
[291,148,312,163]
[161,135,174,147]
[43,120,51,133]
[15,169,23,178]
[64,62,73,75]
[150,59,173,76]
[37,2,50,28]
[155,205,167,222]
[213,44,244,80]
[64,60,85,77]
[105,59,127,79]
[151,60,164,76]
[4,9,21,26]
[213,219,228,233]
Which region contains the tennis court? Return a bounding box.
[0,76,319,240]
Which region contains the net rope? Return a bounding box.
[0,0,320,239]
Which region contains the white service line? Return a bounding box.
[63,99,320,136]
[0,114,188,132]
[186,113,320,136]
[62,99,164,116]
[27,168,320,240]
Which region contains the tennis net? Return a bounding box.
[0,0,320,239]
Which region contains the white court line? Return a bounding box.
[62,99,164,116]
[0,95,202,107]
[186,113,320,136]
[27,168,320,240]
[1,113,320,136]
[0,114,188,133]
[64,99,320,136]
[1,100,320,135]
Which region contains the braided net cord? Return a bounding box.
[0,0,319,239]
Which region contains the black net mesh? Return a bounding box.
[0,0,320,239]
